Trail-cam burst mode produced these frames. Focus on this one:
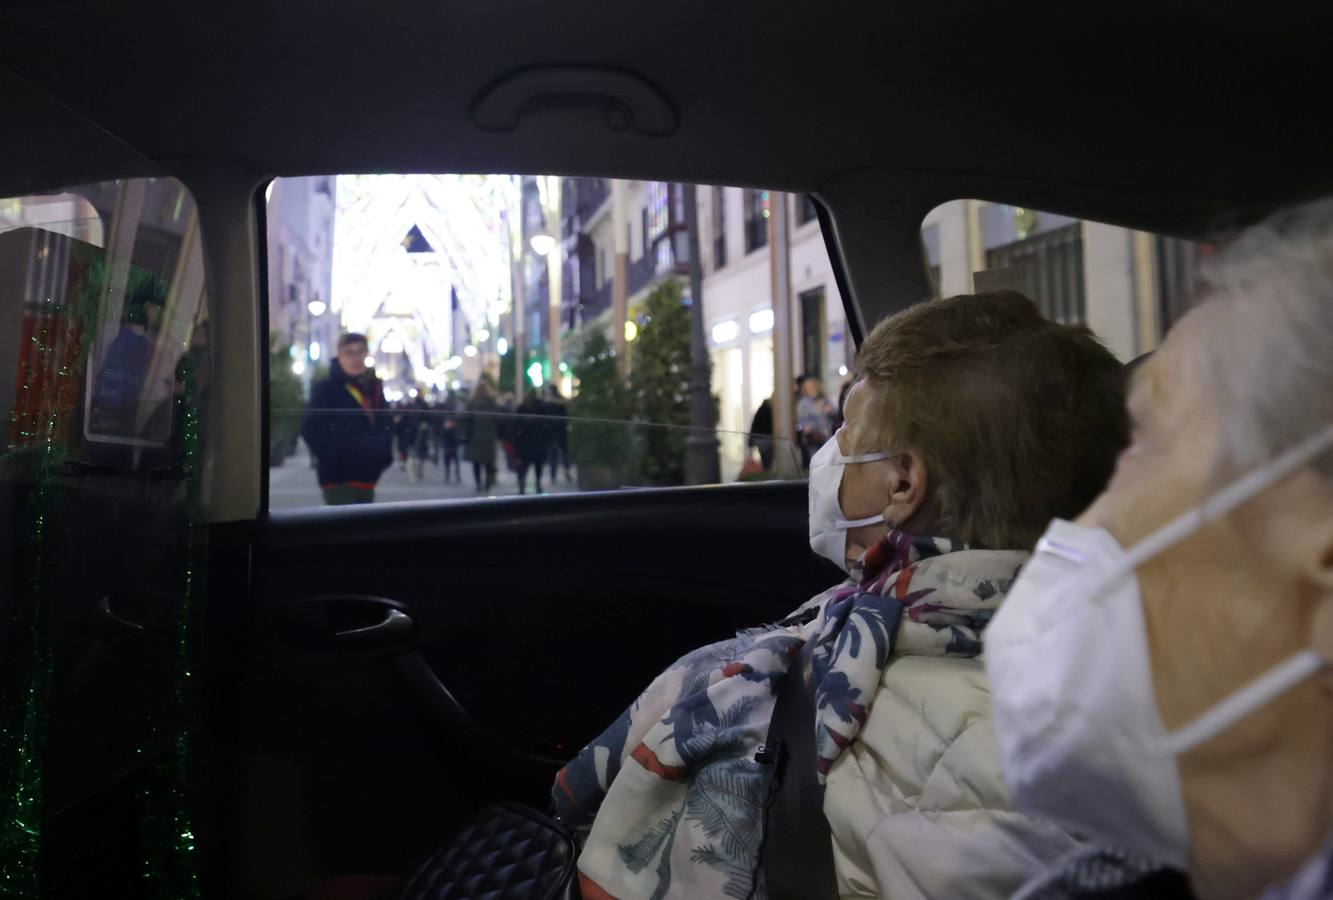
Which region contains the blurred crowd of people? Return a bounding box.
[301,332,573,505]
[388,380,572,495]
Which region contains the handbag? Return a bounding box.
[396,803,579,900]
[738,453,765,480]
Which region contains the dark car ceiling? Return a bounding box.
[0,0,1329,234]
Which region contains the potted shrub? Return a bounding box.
[569,330,634,490]
[629,280,694,486]
[269,333,304,466]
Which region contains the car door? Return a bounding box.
[0,176,213,899]
[198,176,855,899]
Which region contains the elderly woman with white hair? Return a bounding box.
[986,197,1333,900]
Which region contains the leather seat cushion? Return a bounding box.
[397,804,576,900]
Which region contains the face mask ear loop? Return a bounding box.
[1157,651,1326,755]
[1089,423,1333,605]
[1103,422,1333,755]
[834,514,885,531]
[835,450,894,465]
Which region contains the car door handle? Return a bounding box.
[97,595,145,632]
[277,595,415,652]
[335,607,413,648]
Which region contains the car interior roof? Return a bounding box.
[1,0,1330,237]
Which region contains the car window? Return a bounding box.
[266,176,844,510]
[923,200,1212,360]
[0,177,211,835]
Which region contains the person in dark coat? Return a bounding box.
[462,379,500,492]
[513,392,552,494]
[392,402,416,469]
[544,385,572,484]
[747,397,775,470]
[404,395,432,483]
[435,390,462,483]
[300,333,394,505]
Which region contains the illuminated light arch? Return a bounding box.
[331,175,512,384]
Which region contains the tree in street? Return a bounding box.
[630,280,694,486]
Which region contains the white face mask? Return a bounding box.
[808,432,893,572]
[985,422,1333,869]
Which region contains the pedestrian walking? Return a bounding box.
[405,394,431,483]
[513,391,551,494]
[796,376,835,469]
[392,402,415,471]
[747,397,775,471]
[497,393,518,475]
[462,379,500,492]
[300,333,394,505]
[544,385,572,484]
[436,390,463,483]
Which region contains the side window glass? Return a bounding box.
[922,200,1211,360]
[267,176,850,510]
[0,178,210,842]
[2,182,209,463]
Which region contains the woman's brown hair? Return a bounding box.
[855,291,1129,549]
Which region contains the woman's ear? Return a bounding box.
[882,449,930,528]
[1308,511,1333,671]
[1279,470,1333,675]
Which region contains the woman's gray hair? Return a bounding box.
[1196,197,1333,479]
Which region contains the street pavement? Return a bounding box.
[269,443,581,509]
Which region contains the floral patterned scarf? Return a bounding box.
[554,531,1027,900]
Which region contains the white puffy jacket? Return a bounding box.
[823,654,1080,899]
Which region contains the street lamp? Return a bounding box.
[308,299,327,317]
[529,230,556,257]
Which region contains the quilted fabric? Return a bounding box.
[397,804,576,900]
[822,655,1081,899]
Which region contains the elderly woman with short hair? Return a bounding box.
[987,197,1333,900]
[558,290,1132,900]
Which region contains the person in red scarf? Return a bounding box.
[300,333,394,505]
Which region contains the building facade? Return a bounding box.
[564,179,691,325]
[923,199,1207,362]
[556,187,1208,481]
[266,176,336,389]
[697,188,848,476]
[557,180,846,478]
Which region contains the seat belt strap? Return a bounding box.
[760,652,838,900]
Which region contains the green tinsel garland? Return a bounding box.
[1,253,202,897]
[134,352,202,900]
[0,306,65,899]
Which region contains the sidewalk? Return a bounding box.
[268,445,580,509]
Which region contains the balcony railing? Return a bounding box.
[985,223,1085,326]
[574,178,611,221]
